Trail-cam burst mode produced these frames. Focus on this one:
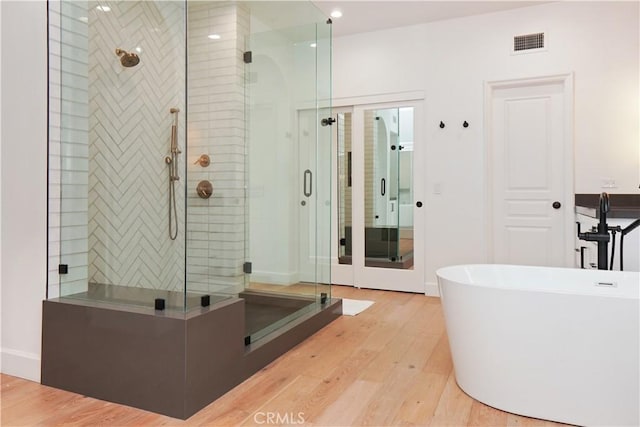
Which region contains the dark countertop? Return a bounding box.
[575,194,640,219]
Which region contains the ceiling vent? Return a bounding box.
[513,32,545,53]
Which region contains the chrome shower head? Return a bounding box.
[115,48,140,67]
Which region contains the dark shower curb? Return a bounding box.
[41,296,342,419]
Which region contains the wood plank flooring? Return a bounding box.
[1,286,570,426]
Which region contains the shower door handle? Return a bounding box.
[303,169,312,197]
[381,178,386,196]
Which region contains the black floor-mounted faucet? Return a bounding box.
[577,192,611,270]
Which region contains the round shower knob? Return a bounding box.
[196,180,213,199]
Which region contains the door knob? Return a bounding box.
[552,201,561,209]
[416,201,423,208]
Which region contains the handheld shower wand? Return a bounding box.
[166,108,181,240]
[169,108,181,163]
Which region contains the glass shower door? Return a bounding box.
[243,1,331,343]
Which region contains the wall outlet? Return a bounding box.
[601,178,617,188]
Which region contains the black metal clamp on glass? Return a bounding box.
[577,192,611,270]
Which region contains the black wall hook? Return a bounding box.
[463,121,469,128]
[439,121,445,129]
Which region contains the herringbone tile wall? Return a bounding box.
[87,1,186,291]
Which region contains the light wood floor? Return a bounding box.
[1,286,570,427]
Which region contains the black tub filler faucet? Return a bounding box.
[577,192,611,270]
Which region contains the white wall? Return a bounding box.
[332,1,639,289]
[1,1,48,381]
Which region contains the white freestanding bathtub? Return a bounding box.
[436,264,639,427]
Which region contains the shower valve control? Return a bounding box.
[194,154,210,167]
[196,180,213,199]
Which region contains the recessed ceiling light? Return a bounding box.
[78,16,88,23]
[208,34,221,40]
[330,10,342,19]
[135,46,142,53]
[95,5,111,12]
[310,43,317,48]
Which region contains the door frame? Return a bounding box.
[484,73,575,267]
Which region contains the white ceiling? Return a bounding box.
[311,1,548,37]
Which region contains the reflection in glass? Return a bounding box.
[363,107,414,269]
[337,112,352,264]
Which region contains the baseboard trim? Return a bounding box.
[425,282,440,297]
[250,271,299,285]
[1,348,41,382]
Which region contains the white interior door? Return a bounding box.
[489,76,573,267]
[333,102,425,293]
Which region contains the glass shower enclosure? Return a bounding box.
[48,0,331,345]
